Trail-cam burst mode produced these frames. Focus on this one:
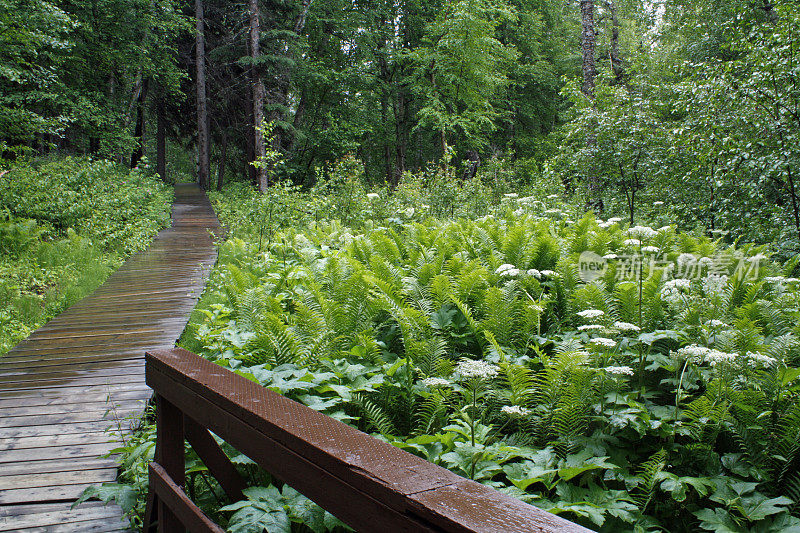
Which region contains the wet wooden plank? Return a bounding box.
[0,184,218,532]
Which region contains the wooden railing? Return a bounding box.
[143,347,591,532]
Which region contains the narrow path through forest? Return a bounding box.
[0,184,220,532]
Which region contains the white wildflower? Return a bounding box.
[677,253,696,266]
[590,337,617,348]
[701,274,728,295]
[504,192,519,198]
[641,246,660,253]
[661,278,692,306]
[706,319,728,328]
[547,194,560,199]
[676,344,711,363]
[501,405,531,417]
[577,309,605,319]
[527,268,542,279]
[653,201,665,206]
[603,253,619,260]
[698,257,713,267]
[495,264,517,276]
[626,225,658,239]
[404,207,415,217]
[366,192,380,200]
[623,238,641,247]
[604,365,634,376]
[614,321,641,332]
[746,351,777,368]
[422,377,451,388]
[456,359,498,380]
[706,350,737,367]
[765,276,786,283]
[658,225,672,232]
[578,324,605,331]
[545,208,562,215]
[540,270,556,277]
[607,217,623,224]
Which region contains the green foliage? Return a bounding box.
[0,157,171,354]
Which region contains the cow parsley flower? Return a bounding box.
[746,351,776,368]
[456,359,498,380]
[577,309,605,319]
[701,274,728,295]
[501,405,531,417]
[676,344,711,363]
[422,377,451,388]
[527,268,542,279]
[698,257,713,268]
[661,278,692,305]
[366,192,380,200]
[614,321,640,332]
[578,324,605,331]
[705,350,737,367]
[706,319,728,328]
[623,238,642,247]
[626,225,658,239]
[677,253,696,266]
[540,270,556,277]
[603,253,618,260]
[495,264,517,276]
[607,217,623,224]
[590,337,617,348]
[604,365,634,375]
[641,246,660,253]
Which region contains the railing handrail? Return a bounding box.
[143,347,591,533]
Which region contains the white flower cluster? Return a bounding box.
[641,246,660,253]
[626,225,658,239]
[746,351,777,368]
[495,264,520,277]
[598,217,623,228]
[590,337,617,349]
[653,201,665,206]
[698,257,713,268]
[661,278,692,305]
[421,377,451,388]
[604,365,634,375]
[456,359,498,380]
[706,319,728,328]
[603,253,619,260]
[503,192,519,198]
[501,405,531,417]
[366,192,380,200]
[614,321,641,332]
[577,309,605,319]
[623,238,642,247]
[701,274,728,296]
[675,344,737,367]
[705,351,737,367]
[578,324,605,331]
[677,253,696,266]
[676,344,711,363]
[527,268,541,278]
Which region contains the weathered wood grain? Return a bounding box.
[0,184,219,532]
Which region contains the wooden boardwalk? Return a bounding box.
[0,184,220,532]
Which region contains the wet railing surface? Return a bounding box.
[144,347,591,533]
[0,184,220,532]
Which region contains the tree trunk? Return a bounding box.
[249,0,268,192]
[581,0,603,212]
[580,0,597,97]
[217,129,228,191]
[156,90,166,182]
[393,90,407,185]
[131,78,149,168]
[604,0,624,84]
[196,0,210,190]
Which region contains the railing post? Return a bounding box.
[155,394,185,533]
